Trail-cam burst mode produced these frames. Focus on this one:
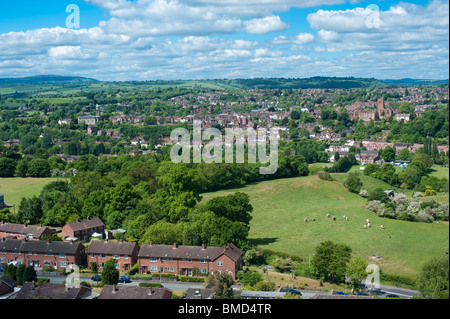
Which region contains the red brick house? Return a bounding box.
[61,217,105,242]
[87,239,139,272]
[0,221,53,241]
[0,238,85,269]
[138,243,243,279]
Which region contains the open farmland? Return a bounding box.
[201,175,449,279]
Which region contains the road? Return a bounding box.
[40,274,422,298]
[46,274,205,291]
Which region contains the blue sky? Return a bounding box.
[0,0,448,80]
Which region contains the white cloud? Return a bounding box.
[0,0,447,80]
[244,16,288,34]
[273,33,315,45]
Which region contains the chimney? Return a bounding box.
[173,243,177,249]
[148,289,154,296]
[1,220,4,225]
[149,241,152,246]
[119,239,123,243]
[24,222,28,227]
[112,285,117,293]
[201,244,205,250]
[31,281,36,290]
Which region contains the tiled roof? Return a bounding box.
[87,240,138,255]
[138,243,242,262]
[98,285,172,299]
[16,282,91,299]
[64,217,104,232]
[0,238,83,255]
[0,222,51,238]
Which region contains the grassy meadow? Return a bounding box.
[201,175,449,279]
[0,177,63,209]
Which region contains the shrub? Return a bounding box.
[366,200,384,213]
[253,281,275,292]
[416,211,435,223]
[317,171,333,181]
[37,278,50,283]
[179,276,205,282]
[344,172,363,193]
[237,269,263,286]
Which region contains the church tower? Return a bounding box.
[95,104,101,119]
[377,97,385,119]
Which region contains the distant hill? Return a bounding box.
[383,78,449,86]
[207,77,389,89]
[0,75,99,85]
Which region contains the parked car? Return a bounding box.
[0,265,4,273]
[118,275,131,283]
[284,288,302,296]
[356,292,370,296]
[385,294,400,298]
[91,274,102,282]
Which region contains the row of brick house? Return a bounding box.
[0,217,105,243]
[0,237,243,279]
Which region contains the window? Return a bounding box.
[149,257,157,262]
[113,254,120,259]
[44,261,50,266]
[201,268,208,274]
[59,261,66,268]
[115,263,120,269]
[167,267,174,272]
[99,262,105,268]
[217,261,223,266]
[150,266,158,272]
[0,258,3,263]
[188,259,192,263]
[100,254,106,259]
[91,253,95,258]
[200,259,207,263]
[59,253,66,258]
[124,255,128,260]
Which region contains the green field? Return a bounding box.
[0,177,63,209]
[201,175,449,279]
[429,165,450,179]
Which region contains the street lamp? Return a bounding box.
[309,254,315,268]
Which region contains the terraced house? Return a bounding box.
[87,239,139,272]
[0,221,53,241]
[138,243,243,279]
[0,238,85,269]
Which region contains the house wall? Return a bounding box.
[87,251,138,272]
[0,245,84,269]
[138,253,241,279]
